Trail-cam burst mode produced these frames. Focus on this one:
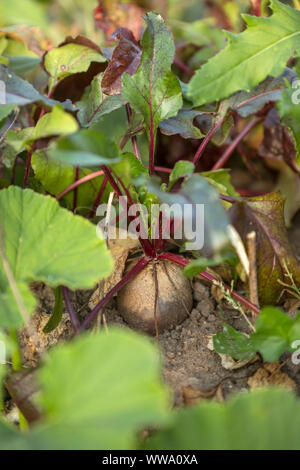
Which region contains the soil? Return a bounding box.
[16,212,300,408]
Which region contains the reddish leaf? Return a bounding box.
[42,35,106,103]
[101,28,142,96]
[94,1,143,41]
[229,192,300,305]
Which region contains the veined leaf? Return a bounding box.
[169,160,195,189]
[147,173,230,254]
[0,104,16,122]
[184,251,238,279]
[0,329,169,450]
[122,13,182,140]
[214,307,300,362]
[226,68,297,118]
[44,40,105,91]
[0,64,74,110]
[145,388,300,450]
[188,0,300,105]
[201,169,238,197]
[277,85,300,165]
[48,130,121,167]
[4,106,78,157]
[159,109,205,140]
[33,105,78,140]
[0,186,113,327]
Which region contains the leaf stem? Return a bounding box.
[212,118,262,170]
[158,251,260,315]
[89,175,108,219]
[22,146,34,189]
[73,167,79,213]
[9,329,29,430]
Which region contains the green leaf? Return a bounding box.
[169,160,195,189]
[44,43,105,91]
[0,329,169,450]
[147,173,230,254]
[277,85,300,165]
[0,186,113,327]
[0,282,37,329]
[3,106,78,165]
[0,64,74,110]
[188,0,300,105]
[77,74,126,127]
[1,36,41,75]
[214,307,300,363]
[5,56,41,75]
[122,13,182,140]
[145,388,300,450]
[33,106,78,140]
[101,28,142,96]
[0,0,48,30]
[0,104,15,122]
[171,17,225,49]
[251,307,299,362]
[159,109,205,140]
[229,191,300,304]
[123,152,148,180]
[48,130,121,167]
[184,251,238,279]
[226,68,297,118]
[5,128,33,153]
[201,169,239,197]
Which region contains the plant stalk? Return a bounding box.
[82,256,151,329]
[158,251,260,315]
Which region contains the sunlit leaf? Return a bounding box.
[0,329,169,449]
[77,74,126,127]
[229,191,300,304]
[122,13,182,141]
[188,0,300,105]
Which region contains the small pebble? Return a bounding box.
[193,281,209,301]
[207,314,215,322]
